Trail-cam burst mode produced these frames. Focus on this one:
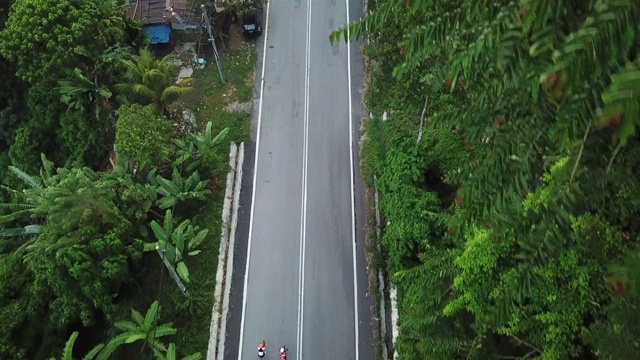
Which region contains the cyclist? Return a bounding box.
[279,346,288,359]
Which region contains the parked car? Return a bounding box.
[242,7,263,37]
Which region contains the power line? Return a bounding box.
[201,4,226,84]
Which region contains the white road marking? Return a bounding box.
[237,1,272,359]
[345,0,360,358]
[239,1,359,358]
[296,0,312,358]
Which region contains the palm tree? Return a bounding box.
[115,48,193,116]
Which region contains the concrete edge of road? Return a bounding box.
[217,142,244,359]
[372,175,388,360]
[359,0,398,355]
[207,142,245,360]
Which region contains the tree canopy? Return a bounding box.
[334,0,640,358]
[0,0,238,357]
[115,48,193,116]
[115,104,173,167]
[0,0,128,84]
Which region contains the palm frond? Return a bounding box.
[61,331,79,360]
[143,301,160,330]
[0,202,35,210]
[8,166,42,189]
[0,209,34,225]
[160,86,193,104]
[128,84,157,101]
[0,225,42,237]
[152,324,177,338]
[96,333,129,360]
[83,343,105,360]
[114,319,140,332]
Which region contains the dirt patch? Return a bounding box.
[219,23,245,53]
[223,82,236,99]
[224,101,252,114]
[245,70,255,89]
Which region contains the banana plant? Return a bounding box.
[58,67,112,112]
[192,122,229,151]
[173,122,229,171]
[173,137,199,172]
[146,209,209,283]
[99,301,176,359]
[103,146,158,185]
[154,343,203,360]
[52,302,181,360]
[49,331,104,360]
[155,167,211,209]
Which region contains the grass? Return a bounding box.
[110,38,257,359]
[159,38,256,356]
[187,40,256,142]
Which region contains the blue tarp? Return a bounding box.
[142,24,171,45]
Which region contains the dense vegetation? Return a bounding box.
[0,0,253,358]
[333,0,640,359]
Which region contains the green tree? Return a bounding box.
[115,104,174,167]
[101,152,160,222]
[0,252,42,360]
[0,98,25,153]
[115,48,193,116]
[333,0,640,358]
[57,110,112,168]
[56,45,135,168]
[1,160,145,328]
[215,0,266,16]
[8,81,67,174]
[0,0,128,84]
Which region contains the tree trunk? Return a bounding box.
[417,92,430,144]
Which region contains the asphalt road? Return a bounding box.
[229,1,373,359]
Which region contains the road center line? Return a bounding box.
[296,0,312,358]
[237,1,271,359]
[345,0,360,358]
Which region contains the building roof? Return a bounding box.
[170,0,202,26]
[126,0,168,24]
[126,0,203,26]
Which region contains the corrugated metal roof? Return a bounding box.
[126,0,204,26]
[168,0,203,26]
[127,0,170,24]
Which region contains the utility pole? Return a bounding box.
[156,245,190,298]
[201,4,226,84]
